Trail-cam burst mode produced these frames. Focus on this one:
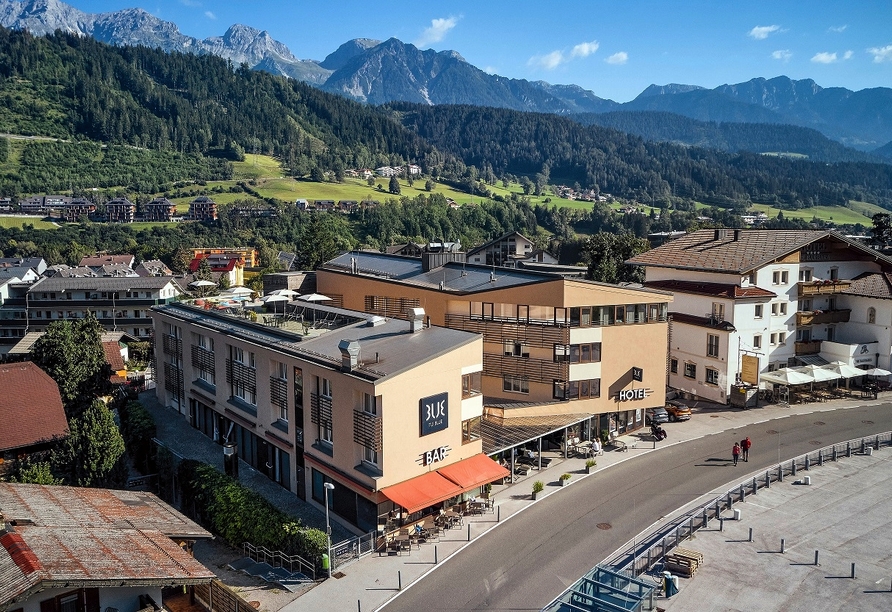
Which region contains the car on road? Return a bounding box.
[645,406,669,425]
[665,399,692,422]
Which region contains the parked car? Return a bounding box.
[665,400,692,422]
[645,406,669,425]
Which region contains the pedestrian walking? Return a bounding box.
[732,442,741,466]
[742,436,751,462]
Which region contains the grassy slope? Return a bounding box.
[0,215,57,229]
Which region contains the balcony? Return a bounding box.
[795,340,822,355]
[798,280,851,296]
[795,309,851,326]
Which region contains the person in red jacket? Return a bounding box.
[732,442,741,466]
[742,436,752,462]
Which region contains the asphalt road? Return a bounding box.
[382,403,892,612]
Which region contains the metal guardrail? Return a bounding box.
[330,530,377,569]
[601,431,892,580]
[242,542,317,581]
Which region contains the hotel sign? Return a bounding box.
[418,445,451,466]
[616,388,652,402]
[420,392,448,436]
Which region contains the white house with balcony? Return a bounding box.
[628,229,892,403]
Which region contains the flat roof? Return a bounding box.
[154,301,480,382]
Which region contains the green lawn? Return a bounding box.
[749,203,874,225]
[0,215,57,229]
[232,154,285,180]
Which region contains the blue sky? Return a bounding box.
[69,0,892,102]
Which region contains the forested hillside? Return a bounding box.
[388,103,892,209]
[574,111,881,164]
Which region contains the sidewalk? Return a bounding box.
[285,393,886,612]
[142,390,886,612]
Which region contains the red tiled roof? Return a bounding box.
[843,272,892,299]
[645,279,776,299]
[0,363,67,453]
[628,229,890,273]
[102,341,126,371]
[0,483,214,605]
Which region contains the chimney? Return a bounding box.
[733,229,740,241]
[338,339,361,372]
[351,257,357,274]
[408,307,425,333]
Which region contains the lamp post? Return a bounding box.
[323,482,335,578]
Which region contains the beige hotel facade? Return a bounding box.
[150,302,508,534]
[317,251,673,439]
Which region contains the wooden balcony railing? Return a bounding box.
[798,280,851,296]
[795,309,851,326]
[794,340,822,355]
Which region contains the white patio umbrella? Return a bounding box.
[225,286,254,296]
[793,365,840,383]
[824,361,865,379]
[189,279,216,288]
[261,293,291,304]
[760,368,814,386]
[297,293,332,302]
[862,367,892,378]
[268,289,299,297]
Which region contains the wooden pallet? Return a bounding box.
[665,547,704,578]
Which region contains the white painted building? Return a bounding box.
[628,229,892,403]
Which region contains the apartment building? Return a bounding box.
[144,197,178,221]
[188,196,218,221]
[628,229,892,403]
[105,197,136,223]
[151,302,505,534]
[317,251,672,441]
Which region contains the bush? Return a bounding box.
[119,400,156,473]
[559,473,572,482]
[178,460,327,564]
[585,459,597,469]
[532,480,544,494]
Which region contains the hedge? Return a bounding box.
[178,460,327,563]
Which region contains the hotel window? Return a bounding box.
[363,445,378,466]
[554,344,570,363]
[753,335,762,350]
[321,377,332,398]
[503,374,529,394]
[772,270,789,284]
[868,307,876,324]
[504,340,529,358]
[461,416,481,444]
[670,358,678,374]
[705,368,719,385]
[770,333,777,345]
[771,302,788,316]
[683,363,696,379]
[362,392,377,415]
[799,268,813,282]
[754,304,763,319]
[706,334,720,358]
[462,371,482,398]
[778,332,787,345]
[711,303,724,321]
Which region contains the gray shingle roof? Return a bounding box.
[30,276,181,292]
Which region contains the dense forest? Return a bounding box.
[574,111,883,164]
[388,103,892,209]
[0,27,890,214]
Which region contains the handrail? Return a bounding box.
[601,430,892,579]
[242,541,317,581]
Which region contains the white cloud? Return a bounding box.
[413,16,458,47]
[811,52,838,64]
[843,50,854,60]
[771,49,792,61]
[204,11,216,20]
[748,25,781,40]
[868,44,892,63]
[483,66,498,75]
[571,40,600,58]
[179,0,201,7]
[528,50,565,70]
[828,25,848,33]
[605,52,628,65]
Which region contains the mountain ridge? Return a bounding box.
[2,0,891,150]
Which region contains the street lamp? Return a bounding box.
[323,482,335,578]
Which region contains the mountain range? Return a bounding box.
[2,0,891,155]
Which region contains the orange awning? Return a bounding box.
[437,453,510,490]
[381,471,463,514]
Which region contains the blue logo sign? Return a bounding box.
[420,392,448,436]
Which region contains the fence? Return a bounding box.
[602,431,892,579]
[243,541,317,581]
[330,530,377,570]
[194,579,255,612]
